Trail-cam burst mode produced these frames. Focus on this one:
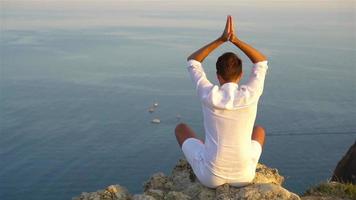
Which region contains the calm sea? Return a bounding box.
[1,0,355,199]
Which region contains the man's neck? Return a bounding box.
[219,81,239,87]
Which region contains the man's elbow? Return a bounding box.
[253,56,268,64]
[261,54,268,62]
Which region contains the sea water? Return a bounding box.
[1,0,355,199]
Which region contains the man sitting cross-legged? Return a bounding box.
[175,15,268,188]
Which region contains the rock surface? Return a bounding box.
[301,181,355,200]
[331,140,356,184]
[73,159,300,200]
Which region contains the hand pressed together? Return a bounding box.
[220,15,238,43]
[187,15,266,63]
[220,15,232,42]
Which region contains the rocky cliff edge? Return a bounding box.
[73,159,300,200]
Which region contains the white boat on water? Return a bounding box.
[148,107,155,113]
[153,102,159,107]
[151,118,161,124]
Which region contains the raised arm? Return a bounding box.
[187,16,232,62]
[229,17,267,63]
[187,38,224,62]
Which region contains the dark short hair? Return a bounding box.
[216,52,242,82]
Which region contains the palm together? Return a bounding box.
[221,15,237,42]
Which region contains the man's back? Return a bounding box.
[204,102,258,180]
[187,59,268,182]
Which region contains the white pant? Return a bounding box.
[182,138,262,188]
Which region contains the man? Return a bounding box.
[175,16,268,188]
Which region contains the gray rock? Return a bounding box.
[132,194,156,200]
[198,187,215,200]
[143,172,173,192]
[164,191,191,200]
[170,159,196,191]
[253,163,284,185]
[72,185,130,200]
[73,159,301,200]
[144,189,164,200]
[332,140,356,184]
[301,196,350,200]
[232,183,300,200]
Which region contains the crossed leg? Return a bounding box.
[175,123,203,147]
[175,123,265,148]
[251,125,266,147]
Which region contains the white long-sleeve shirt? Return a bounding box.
[187,59,268,181]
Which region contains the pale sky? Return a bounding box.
[1,0,354,30]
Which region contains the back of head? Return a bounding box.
[216,52,242,82]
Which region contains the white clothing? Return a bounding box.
[182,138,262,188]
[182,59,268,187]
